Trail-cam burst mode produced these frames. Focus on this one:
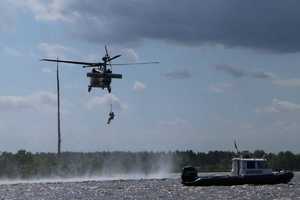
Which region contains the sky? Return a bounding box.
[0,0,300,153]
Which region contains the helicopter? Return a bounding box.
[41,46,159,93]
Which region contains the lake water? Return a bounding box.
[0,172,299,200]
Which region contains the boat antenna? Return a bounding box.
[56,57,62,155]
[234,139,240,155]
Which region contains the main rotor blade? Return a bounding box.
[41,59,102,66]
[105,45,109,57]
[108,54,121,62]
[111,61,160,66]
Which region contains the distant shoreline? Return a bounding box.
[0,150,298,179]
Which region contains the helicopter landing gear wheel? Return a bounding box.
[108,86,111,93]
[88,86,92,93]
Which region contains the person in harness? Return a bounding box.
[107,104,115,124]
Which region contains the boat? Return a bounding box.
[181,157,294,186]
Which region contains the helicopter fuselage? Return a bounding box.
[90,76,108,89]
[86,70,122,93]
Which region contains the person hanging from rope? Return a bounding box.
[107,103,115,124]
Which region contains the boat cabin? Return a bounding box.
[231,158,272,176]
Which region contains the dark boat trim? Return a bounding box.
[182,169,294,186]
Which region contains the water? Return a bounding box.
[0,173,299,200]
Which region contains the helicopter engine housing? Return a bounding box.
[87,72,122,79]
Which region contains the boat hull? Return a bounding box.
[181,167,294,186]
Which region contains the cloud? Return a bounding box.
[159,118,190,128]
[16,0,300,52]
[256,98,300,113]
[215,64,246,78]
[41,67,53,73]
[209,83,233,93]
[0,1,16,32]
[163,69,191,80]
[133,81,146,92]
[120,48,139,62]
[84,47,139,63]
[86,93,127,111]
[0,92,57,112]
[272,79,300,87]
[12,0,74,22]
[252,72,276,79]
[158,118,194,134]
[38,43,75,58]
[2,47,23,57]
[215,64,275,79]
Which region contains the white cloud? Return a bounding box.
[121,48,139,62]
[133,81,146,92]
[2,47,23,57]
[38,42,75,58]
[0,1,16,32]
[41,67,53,73]
[159,118,190,128]
[158,118,194,135]
[0,92,57,112]
[252,72,276,79]
[86,94,127,111]
[256,98,300,113]
[209,83,232,93]
[163,69,191,80]
[272,79,300,87]
[215,64,275,79]
[12,0,74,22]
[105,47,139,62]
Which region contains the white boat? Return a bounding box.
[182,157,294,186]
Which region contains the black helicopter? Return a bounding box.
[41,46,159,93]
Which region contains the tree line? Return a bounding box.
[0,150,299,179]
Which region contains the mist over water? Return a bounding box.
[0,173,298,200]
[0,154,175,185]
[0,173,174,186]
[0,171,176,185]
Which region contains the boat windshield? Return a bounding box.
[247,161,256,169]
[257,161,268,169]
